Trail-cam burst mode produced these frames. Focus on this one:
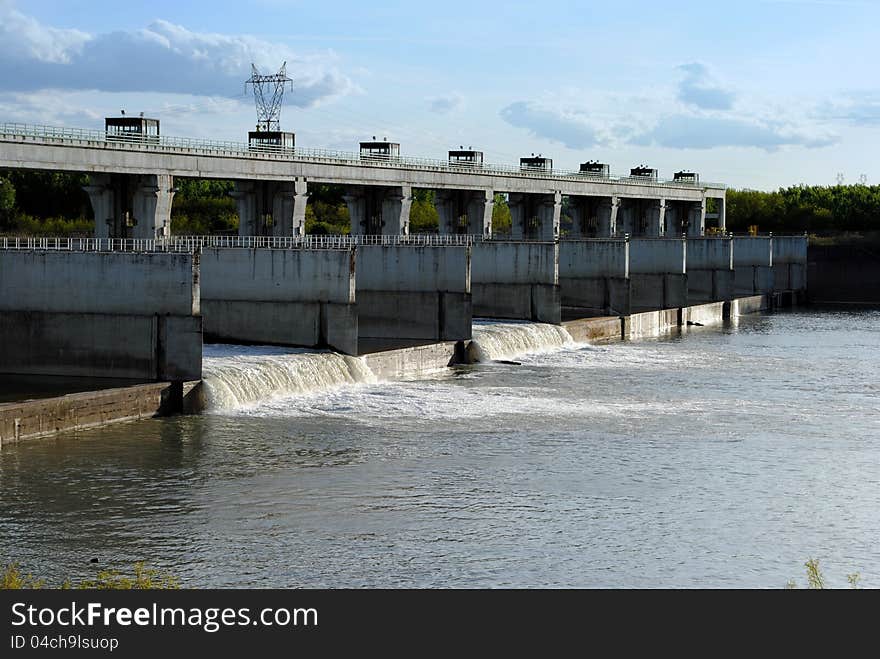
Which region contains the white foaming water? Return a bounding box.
[470,320,578,361]
[202,344,377,412]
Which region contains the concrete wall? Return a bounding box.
[808,244,880,304]
[559,239,630,316]
[0,382,180,446]
[471,241,560,323]
[356,245,471,343]
[200,247,358,355]
[772,236,808,292]
[0,250,201,380]
[687,237,734,303]
[733,237,774,296]
[628,238,687,311]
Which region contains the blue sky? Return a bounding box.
[1,0,878,189]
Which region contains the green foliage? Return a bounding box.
[76,561,180,590]
[1,213,93,237]
[0,176,15,217]
[1,563,45,589]
[410,188,439,233]
[2,562,179,590]
[171,178,237,235]
[5,170,91,219]
[304,184,350,235]
[786,558,862,589]
[492,194,512,235]
[727,184,880,234]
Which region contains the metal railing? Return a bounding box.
[0,121,727,190]
[0,234,480,252]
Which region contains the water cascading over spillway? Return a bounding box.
[201,345,377,411]
[470,320,577,362]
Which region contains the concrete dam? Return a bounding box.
[0,232,808,444]
[0,119,808,444]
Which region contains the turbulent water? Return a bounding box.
[2,311,879,588]
[202,345,376,411]
[471,319,576,362]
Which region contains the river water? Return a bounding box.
[1,310,878,588]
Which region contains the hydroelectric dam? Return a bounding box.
[0,120,808,444]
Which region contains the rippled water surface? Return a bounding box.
[2,309,878,588]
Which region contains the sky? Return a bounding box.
[1,0,879,190]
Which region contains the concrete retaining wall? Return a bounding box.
[687,238,734,302]
[0,382,180,446]
[200,247,358,355]
[561,316,622,343]
[772,236,808,292]
[0,250,202,380]
[559,239,630,316]
[682,301,725,327]
[807,245,880,304]
[471,241,560,323]
[356,245,471,343]
[733,237,774,296]
[628,238,687,311]
[363,341,462,379]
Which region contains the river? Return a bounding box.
[1,309,878,588]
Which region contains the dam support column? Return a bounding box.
[355,245,471,348]
[687,237,733,303]
[568,196,617,238]
[0,249,201,381]
[628,237,688,311]
[771,235,808,292]
[435,189,494,236]
[232,178,308,237]
[471,241,560,323]
[345,185,412,235]
[509,192,561,241]
[199,247,358,355]
[559,238,630,317]
[733,236,774,295]
[85,174,175,239]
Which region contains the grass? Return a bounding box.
[785,558,861,589]
[1,561,180,590]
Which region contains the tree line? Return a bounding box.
[2,169,878,236]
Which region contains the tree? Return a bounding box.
[0,176,14,224]
[492,194,511,235]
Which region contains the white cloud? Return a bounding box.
[814,92,880,126]
[0,5,358,108]
[629,114,838,151]
[499,101,606,150]
[428,92,464,114]
[0,1,89,64]
[676,62,736,111]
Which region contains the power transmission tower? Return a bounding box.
[836,172,845,185]
[859,174,868,185]
[245,62,293,132]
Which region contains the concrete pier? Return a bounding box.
[199,247,358,355]
[733,236,774,296]
[0,250,202,380]
[628,238,688,311]
[435,189,494,236]
[232,178,308,236]
[687,237,734,303]
[471,241,560,323]
[355,245,471,346]
[508,192,561,241]
[771,235,808,292]
[345,185,412,235]
[559,239,630,317]
[85,173,175,239]
[567,196,618,237]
